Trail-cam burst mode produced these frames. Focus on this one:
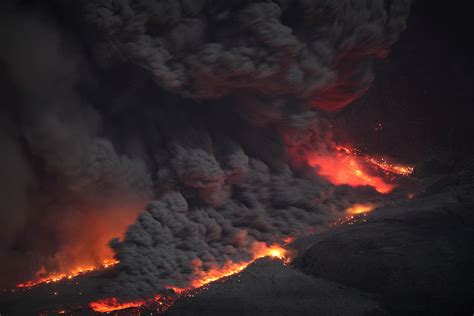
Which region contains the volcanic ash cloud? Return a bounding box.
[75,0,412,299]
[0,0,411,296]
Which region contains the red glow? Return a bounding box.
[300,145,414,194]
[307,150,394,193]
[16,202,147,290]
[89,297,148,313]
[16,259,118,288]
[365,156,414,176]
[312,99,353,112]
[189,242,288,288]
[89,242,289,313]
[335,145,414,177]
[330,203,377,228]
[346,203,376,215]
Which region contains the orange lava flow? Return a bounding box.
[307,151,394,194]
[16,259,118,289]
[365,156,414,176]
[89,297,149,313]
[89,242,289,313]
[185,242,288,289]
[304,145,414,194]
[330,203,377,228]
[346,203,376,215]
[337,145,414,177]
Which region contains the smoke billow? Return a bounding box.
[81,0,410,109]
[0,2,152,287]
[0,0,411,297]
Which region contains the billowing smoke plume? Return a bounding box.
[0,2,152,287]
[81,0,410,110]
[0,0,411,296]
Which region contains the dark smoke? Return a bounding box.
[81,0,410,109]
[0,0,411,298]
[0,2,152,287]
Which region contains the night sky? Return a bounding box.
[334,0,474,162]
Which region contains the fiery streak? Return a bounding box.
[16,259,118,289]
[307,151,394,193]
[337,145,414,177]
[305,145,413,194]
[89,242,289,313]
[330,203,377,228]
[89,297,149,313]
[189,242,287,288]
[91,216,361,314]
[346,203,376,215]
[365,156,414,176]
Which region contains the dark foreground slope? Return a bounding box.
[2,160,473,315]
[166,258,383,316]
[168,159,474,316]
[294,160,474,315]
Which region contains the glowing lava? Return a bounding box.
[346,203,376,215]
[305,145,414,194]
[89,297,149,313]
[16,259,118,289]
[336,145,414,177]
[89,242,289,313]
[330,203,377,228]
[307,151,394,193]
[184,242,288,289]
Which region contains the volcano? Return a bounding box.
[1,0,473,315]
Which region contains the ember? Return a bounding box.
[337,146,414,177]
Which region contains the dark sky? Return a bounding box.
[334,0,474,162]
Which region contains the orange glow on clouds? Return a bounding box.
[16,202,147,290]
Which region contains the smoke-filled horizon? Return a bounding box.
[0,0,411,296]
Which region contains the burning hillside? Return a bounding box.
[89,242,288,313]
[16,259,118,289]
